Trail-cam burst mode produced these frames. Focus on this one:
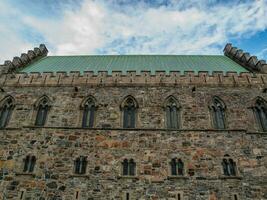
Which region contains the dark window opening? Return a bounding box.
[35,97,50,126]
[23,155,36,173]
[222,158,237,176]
[123,98,137,128]
[74,156,87,174]
[0,97,14,128]
[82,98,95,128]
[122,159,136,176]
[211,97,226,129]
[170,158,184,176]
[234,194,238,200]
[253,99,267,132]
[166,97,180,129]
[126,193,130,200]
[177,193,181,200]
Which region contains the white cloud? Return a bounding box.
[0,0,267,63]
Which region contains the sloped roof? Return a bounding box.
[20,55,248,74]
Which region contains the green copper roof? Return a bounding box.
[20,55,248,74]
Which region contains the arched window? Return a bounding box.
[74,156,87,174]
[23,155,36,173]
[222,158,237,176]
[122,158,136,176]
[81,97,96,128]
[165,96,180,129]
[0,96,14,128]
[35,96,51,126]
[170,158,184,176]
[122,96,138,128]
[253,98,267,132]
[210,97,226,129]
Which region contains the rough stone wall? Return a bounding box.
[0,77,267,199]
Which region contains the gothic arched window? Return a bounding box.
[0,96,14,128]
[222,157,237,176]
[122,96,138,128]
[82,97,96,128]
[170,158,184,176]
[122,158,136,176]
[74,156,87,174]
[35,96,51,126]
[253,98,267,132]
[165,96,180,129]
[23,155,36,173]
[210,97,226,129]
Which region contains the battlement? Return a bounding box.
[0,44,48,74]
[0,71,266,87]
[224,43,267,74]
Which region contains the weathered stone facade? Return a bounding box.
[0,44,267,200]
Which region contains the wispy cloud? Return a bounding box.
[0,0,267,63]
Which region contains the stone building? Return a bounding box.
[0,43,266,200]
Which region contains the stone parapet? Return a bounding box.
[224,43,267,73]
[0,71,266,87]
[0,44,48,74]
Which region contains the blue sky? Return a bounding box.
[0,0,267,63]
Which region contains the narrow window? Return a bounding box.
[82,98,95,128]
[253,98,267,132]
[170,158,177,176]
[122,159,129,176]
[177,193,182,200]
[177,159,184,175]
[234,194,238,200]
[126,192,130,200]
[20,190,25,199]
[75,191,79,199]
[35,97,50,126]
[122,97,137,128]
[165,97,180,129]
[229,159,236,176]
[222,159,229,176]
[23,155,36,173]
[0,96,14,128]
[74,156,87,174]
[122,158,136,176]
[211,97,226,129]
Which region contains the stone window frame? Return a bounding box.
[18,188,26,200]
[176,191,184,200]
[120,95,139,129]
[32,95,52,127]
[221,155,239,177]
[164,95,181,129]
[209,96,227,130]
[0,95,15,128]
[233,193,239,200]
[122,191,133,200]
[79,95,98,128]
[250,97,267,132]
[74,189,81,200]
[120,157,137,177]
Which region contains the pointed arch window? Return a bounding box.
[122,158,136,176]
[210,97,226,129]
[23,155,36,173]
[0,96,14,128]
[122,97,137,128]
[253,98,267,132]
[35,96,51,126]
[222,158,237,176]
[170,158,184,176]
[74,156,87,174]
[82,97,96,128]
[165,97,180,129]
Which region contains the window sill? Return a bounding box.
[69,174,89,178]
[117,175,138,180]
[246,131,267,135]
[15,172,35,177]
[167,176,188,180]
[219,176,242,180]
